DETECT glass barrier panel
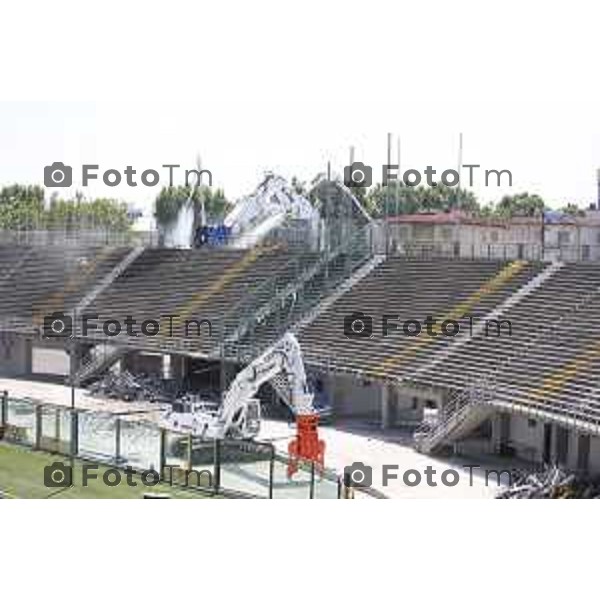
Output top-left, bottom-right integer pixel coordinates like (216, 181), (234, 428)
(162, 430), (198, 488)
(5, 397), (36, 446)
(313, 470), (341, 499)
(39, 405), (71, 454)
(78, 412), (117, 462)
(187, 438), (216, 491)
(272, 456), (312, 499)
(219, 440), (272, 498)
(119, 419), (161, 471)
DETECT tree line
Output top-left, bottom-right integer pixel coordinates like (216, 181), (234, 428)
(0, 185), (131, 231)
(0, 180), (586, 233)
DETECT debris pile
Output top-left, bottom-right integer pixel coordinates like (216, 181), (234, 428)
(87, 371), (181, 403)
(497, 466), (600, 499)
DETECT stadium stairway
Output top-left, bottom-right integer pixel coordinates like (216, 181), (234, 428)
(215, 226), (374, 362)
(414, 387), (494, 454)
(290, 253), (387, 334)
(71, 344), (131, 386)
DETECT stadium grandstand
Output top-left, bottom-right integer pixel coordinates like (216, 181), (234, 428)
(3, 174), (600, 479)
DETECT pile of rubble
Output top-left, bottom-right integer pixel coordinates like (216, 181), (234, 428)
(497, 465), (600, 499)
(87, 370), (182, 403)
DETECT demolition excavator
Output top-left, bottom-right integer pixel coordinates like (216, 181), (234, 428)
(163, 333), (325, 476)
(223, 173), (319, 249)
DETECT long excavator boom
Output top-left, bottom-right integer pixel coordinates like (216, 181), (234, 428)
(164, 333), (325, 475)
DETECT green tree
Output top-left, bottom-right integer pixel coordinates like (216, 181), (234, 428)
(154, 185), (230, 227)
(0, 184), (45, 229)
(495, 192), (546, 217)
(365, 182), (480, 217)
(44, 197), (130, 231)
(560, 202), (585, 217)
(0, 184), (131, 232)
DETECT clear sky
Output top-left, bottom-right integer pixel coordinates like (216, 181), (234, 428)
(1, 100), (599, 216)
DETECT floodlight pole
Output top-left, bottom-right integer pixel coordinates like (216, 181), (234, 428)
(386, 133), (392, 255)
(457, 132), (463, 181)
(396, 135), (401, 218)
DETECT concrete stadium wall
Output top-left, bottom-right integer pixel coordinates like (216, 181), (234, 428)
(32, 347), (69, 376)
(29, 338), (79, 377)
(0, 334), (31, 377)
(588, 436), (600, 473)
(323, 375), (445, 427)
(505, 412), (600, 473)
(326, 373), (382, 419)
(508, 413), (546, 464)
(122, 351), (163, 375)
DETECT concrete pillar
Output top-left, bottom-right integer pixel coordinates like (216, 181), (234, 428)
(35, 404), (42, 449)
(381, 383), (390, 430)
(54, 407), (61, 448)
(115, 418), (121, 463)
(490, 413), (502, 453)
(70, 411), (79, 457)
(412, 394), (425, 422)
(159, 428), (166, 479)
(326, 371), (338, 415)
(1, 391), (7, 429)
(490, 412), (510, 454)
(553, 425), (570, 467)
(121, 352), (136, 372)
(68, 340), (83, 377)
(24, 338), (33, 375)
(170, 354), (186, 381)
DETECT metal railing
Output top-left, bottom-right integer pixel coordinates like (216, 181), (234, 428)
(0, 228), (159, 247)
(385, 240), (600, 262)
(414, 380), (494, 452)
(213, 225), (374, 365)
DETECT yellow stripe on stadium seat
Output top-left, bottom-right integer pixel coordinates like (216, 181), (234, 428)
(369, 260), (528, 376)
(529, 343), (600, 402)
(166, 244), (279, 330)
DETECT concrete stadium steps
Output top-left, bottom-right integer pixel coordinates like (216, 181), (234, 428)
(80, 245), (321, 355)
(297, 258), (545, 380)
(490, 287), (600, 426)
(409, 263), (600, 389)
(0, 246), (32, 279)
(0, 245), (133, 323)
(411, 262), (600, 439)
